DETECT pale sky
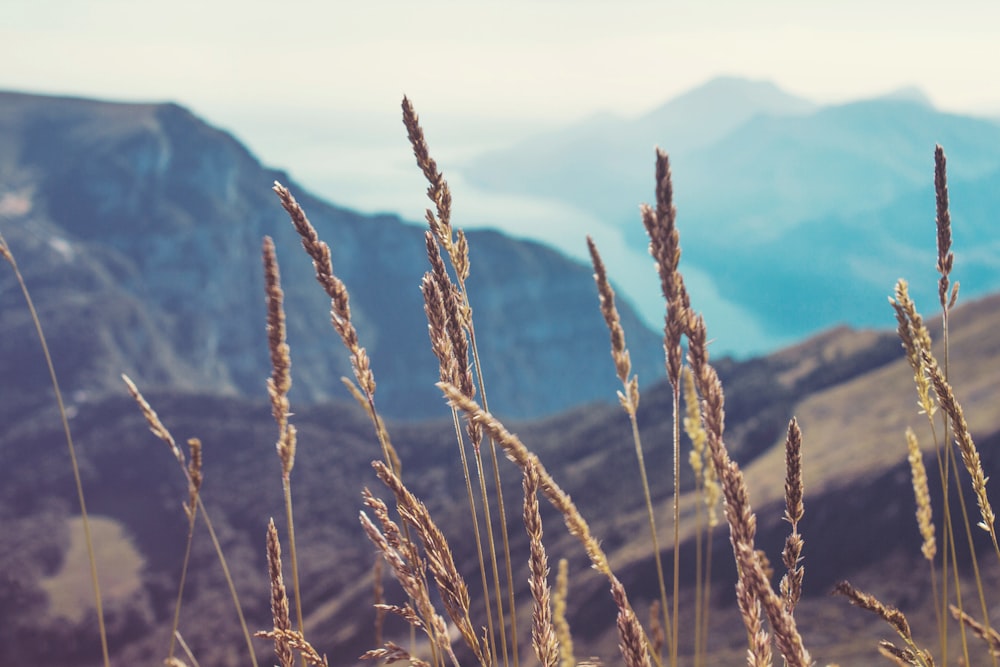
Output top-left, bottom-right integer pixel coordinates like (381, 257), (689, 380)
(3, 0), (1000, 122)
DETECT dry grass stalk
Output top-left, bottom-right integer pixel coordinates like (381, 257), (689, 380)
(263, 236), (296, 474)
(934, 145), (958, 311)
(920, 348), (997, 536)
(255, 629), (330, 667)
(263, 237), (292, 440)
(640, 147), (692, 667)
(648, 601), (664, 662)
(122, 375), (259, 667)
(173, 631), (202, 667)
(588, 234), (670, 658)
(421, 272), (458, 385)
(890, 280), (936, 418)
(683, 367), (719, 528)
(264, 519), (296, 667)
(587, 236), (637, 408)
(683, 364), (717, 667)
(684, 314), (814, 665)
(372, 461), (486, 665)
(439, 382), (657, 666)
(361, 641), (431, 666)
(373, 556), (386, 649)
(906, 429), (937, 561)
(123, 373), (184, 466)
(738, 543), (810, 667)
(834, 581), (933, 666)
(553, 559), (576, 667)
(878, 641), (921, 667)
(422, 265), (498, 661)
(262, 236), (306, 664)
(401, 97), (464, 275)
(272, 182), (377, 403)
(612, 579), (652, 667)
(523, 464), (559, 667)
(339, 378), (403, 474)
(184, 438), (202, 521)
(949, 604), (1000, 657)
(164, 658), (189, 667)
(780, 419), (805, 614)
(440, 382), (611, 574)
(360, 491), (453, 667)
(405, 100), (516, 667)
(686, 316), (767, 646)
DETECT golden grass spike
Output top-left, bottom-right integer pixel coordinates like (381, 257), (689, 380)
(372, 461), (485, 664)
(261, 236), (305, 664)
(934, 145), (954, 311)
(265, 519), (296, 667)
(611, 579), (651, 667)
(553, 559), (576, 667)
(273, 182), (375, 399)
(587, 236), (632, 389)
(589, 234), (671, 660)
(738, 541), (811, 667)
(360, 492), (449, 667)
(122, 373), (184, 465)
(406, 97), (515, 666)
(523, 464), (559, 667)
(906, 429), (937, 561)
(122, 375), (259, 667)
(263, 236), (292, 439)
(780, 419), (805, 614)
(2, 232), (111, 666)
(185, 438), (202, 522)
(254, 629), (330, 667)
(834, 581), (933, 666)
(949, 604), (1000, 657)
(402, 96), (453, 248)
(920, 348), (997, 535)
(439, 382), (661, 667)
(877, 641), (919, 667)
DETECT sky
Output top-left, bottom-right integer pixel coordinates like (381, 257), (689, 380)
(3, 0), (999, 353)
(4, 1), (998, 203)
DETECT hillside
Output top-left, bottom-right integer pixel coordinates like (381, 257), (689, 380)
(4, 283), (1000, 664)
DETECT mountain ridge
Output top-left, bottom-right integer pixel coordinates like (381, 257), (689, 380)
(0, 89), (666, 420)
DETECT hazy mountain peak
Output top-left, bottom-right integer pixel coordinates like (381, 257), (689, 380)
(643, 75), (816, 121)
(875, 84), (935, 108)
(635, 75), (817, 153)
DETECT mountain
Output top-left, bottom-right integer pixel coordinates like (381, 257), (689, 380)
(459, 77), (1000, 353)
(5, 287), (1000, 665)
(462, 76), (816, 226)
(0, 90), (665, 421)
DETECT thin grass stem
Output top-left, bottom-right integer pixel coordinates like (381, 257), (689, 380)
(1, 233), (111, 667)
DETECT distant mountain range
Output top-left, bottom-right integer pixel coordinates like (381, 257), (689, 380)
(462, 76), (1000, 346)
(0, 90), (665, 421)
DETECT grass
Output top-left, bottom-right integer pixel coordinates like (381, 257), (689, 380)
(2, 101), (1000, 667)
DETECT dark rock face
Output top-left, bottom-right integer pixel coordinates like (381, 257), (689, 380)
(0, 90), (666, 420)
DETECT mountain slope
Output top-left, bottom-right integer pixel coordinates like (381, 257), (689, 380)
(6, 285), (1000, 665)
(0, 90), (665, 420)
(462, 76), (816, 225)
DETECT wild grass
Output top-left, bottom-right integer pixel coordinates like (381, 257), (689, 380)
(4, 100), (1000, 667)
